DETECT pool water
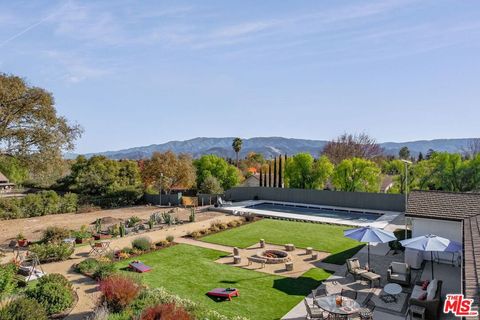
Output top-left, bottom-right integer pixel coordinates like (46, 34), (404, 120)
(246, 202), (381, 222)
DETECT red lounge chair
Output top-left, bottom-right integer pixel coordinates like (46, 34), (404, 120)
(129, 261), (152, 273)
(207, 288), (239, 301)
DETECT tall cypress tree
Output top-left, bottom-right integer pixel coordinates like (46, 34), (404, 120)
(259, 167), (263, 186)
(278, 155), (283, 188)
(273, 157), (277, 187)
(268, 162), (272, 187)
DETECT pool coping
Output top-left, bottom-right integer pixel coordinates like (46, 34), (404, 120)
(214, 200), (402, 229)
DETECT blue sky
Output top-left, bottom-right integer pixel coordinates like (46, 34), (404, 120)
(1, 0), (479, 153)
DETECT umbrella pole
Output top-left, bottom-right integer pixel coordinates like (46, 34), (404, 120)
(431, 251), (434, 279)
(368, 244), (370, 269)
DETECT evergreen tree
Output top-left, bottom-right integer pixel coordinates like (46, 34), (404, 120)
(278, 156), (283, 188)
(417, 152), (424, 162)
(273, 157), (277, 187)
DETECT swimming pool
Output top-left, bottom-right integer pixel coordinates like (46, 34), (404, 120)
(245, 202), (381, 222)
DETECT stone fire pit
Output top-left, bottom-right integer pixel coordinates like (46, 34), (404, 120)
(257, 249), (291, 264)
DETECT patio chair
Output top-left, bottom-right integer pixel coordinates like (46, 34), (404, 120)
(358, 300), (376, 320)
(346, 258), (368, 280)
(89, 241), (104, 256)
(304, 298), (329, 319)
(409, 280), (443, 320)
(340, 288), (358, 300)
(311, 287), (327, 300)
(387, 262), (411, 286)
(89, 240), (110, 256)
(217, 197), (232, 207)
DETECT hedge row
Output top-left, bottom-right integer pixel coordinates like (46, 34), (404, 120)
(0, 191), (78, 220)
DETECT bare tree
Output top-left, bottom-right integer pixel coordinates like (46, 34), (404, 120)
(321, 133), (384, 164)
(462, 138), (480, 159)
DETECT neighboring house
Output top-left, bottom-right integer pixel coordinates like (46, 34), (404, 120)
(0, 172), (15, 192)
(406, 190), (480, 312)
(240, 174), (260, 187)
(380, 175), (394, 193)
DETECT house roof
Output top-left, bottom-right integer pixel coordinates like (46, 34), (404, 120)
(463, 215), (480, 312)
(406, 190), (480, 221)
(406, 190), (480, 311)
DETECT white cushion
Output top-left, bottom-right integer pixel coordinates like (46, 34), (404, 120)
(426, 279), (438, 300)
(391, 262), (407, 274)
(411, 285), (424, 299)
(390, 273), (407, 282)
(351, 259), (360, 270)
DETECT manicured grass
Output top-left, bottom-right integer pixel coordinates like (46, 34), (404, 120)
(202, 219), (364, 265)
(116, 244), (333, 320)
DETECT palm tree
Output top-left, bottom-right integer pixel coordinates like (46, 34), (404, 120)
(232, 138), (243, 167)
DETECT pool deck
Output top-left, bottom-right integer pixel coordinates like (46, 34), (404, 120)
(214, 200), (402, 228)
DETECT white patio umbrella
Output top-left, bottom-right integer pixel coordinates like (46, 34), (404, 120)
(400, 234), (462, 279)
(344, 226), (397, 268)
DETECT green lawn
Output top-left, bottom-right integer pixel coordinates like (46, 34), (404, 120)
(202, 219), (364, 265)
(116, 244), (333, 320)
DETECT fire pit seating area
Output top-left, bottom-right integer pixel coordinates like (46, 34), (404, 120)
(257, 249), (291, 264)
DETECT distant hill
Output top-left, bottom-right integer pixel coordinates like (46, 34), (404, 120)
(69, 137), (476, 160)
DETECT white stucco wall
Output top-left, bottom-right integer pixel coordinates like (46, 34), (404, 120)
(410, 217), (462, 262)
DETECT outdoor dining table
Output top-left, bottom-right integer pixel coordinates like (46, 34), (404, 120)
(315, 295), (361, 317)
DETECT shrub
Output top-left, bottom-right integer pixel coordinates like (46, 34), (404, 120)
(127, 216), (142, 228)
(0, 297), (48, 320)
(166, 235), (174, 243)
(141, 303), (192, 320)
(29, 242), (74, 262)
(72, 225), (92, 240)
(41, 226), (71, 243)
(93, 262), (116, 280)
(199, 228), (210, 235)
(227, 221), (238, 228)
(132, 237), (152, 251)
(27, 275), (74, 315)
(61, 192), (78, 212)
(0, 192), (78, 220)
(99, 275), (141, 312)
(161, 212), (173, 225)
(38, 273), (72, 290)
(76, 258), (100, 275)
(156, 240), (169, 247)
(0, 263), (17, 299)
(209, 225), (220, 233)
(189, 231), (201, 239)
(131, 287), (249, 320)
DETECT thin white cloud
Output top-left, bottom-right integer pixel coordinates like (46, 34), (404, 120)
(0, 9), (59, 47)
(43, 50), (112, 83)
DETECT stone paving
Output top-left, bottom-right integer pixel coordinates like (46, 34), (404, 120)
(281, 213), (462, 320)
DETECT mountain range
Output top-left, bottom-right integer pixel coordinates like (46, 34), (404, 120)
(69, 137), (476, 160)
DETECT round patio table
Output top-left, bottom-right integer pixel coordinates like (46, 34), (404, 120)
(315, 295), (361, 316)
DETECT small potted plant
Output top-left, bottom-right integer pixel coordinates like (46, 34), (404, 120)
(16, 233), (27, 247)
(73, 225), (92, 244)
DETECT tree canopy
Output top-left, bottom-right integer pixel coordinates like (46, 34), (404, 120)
(194, 155), (242, 191)
(0, 74), (82, 157)
(140, 151), (196, 193)
(61, 155), (142, 196)
(232, 137), (243, 167)
(332, 157), (381, 192)
(322, 133), (384, 164)
(284, 153), (333, 189)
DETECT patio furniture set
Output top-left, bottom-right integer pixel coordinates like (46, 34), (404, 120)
(305, 287), (375, 319)
(346, 258), (443, 320)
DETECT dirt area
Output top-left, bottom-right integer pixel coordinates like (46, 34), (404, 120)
(0, 206), (225, 245)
